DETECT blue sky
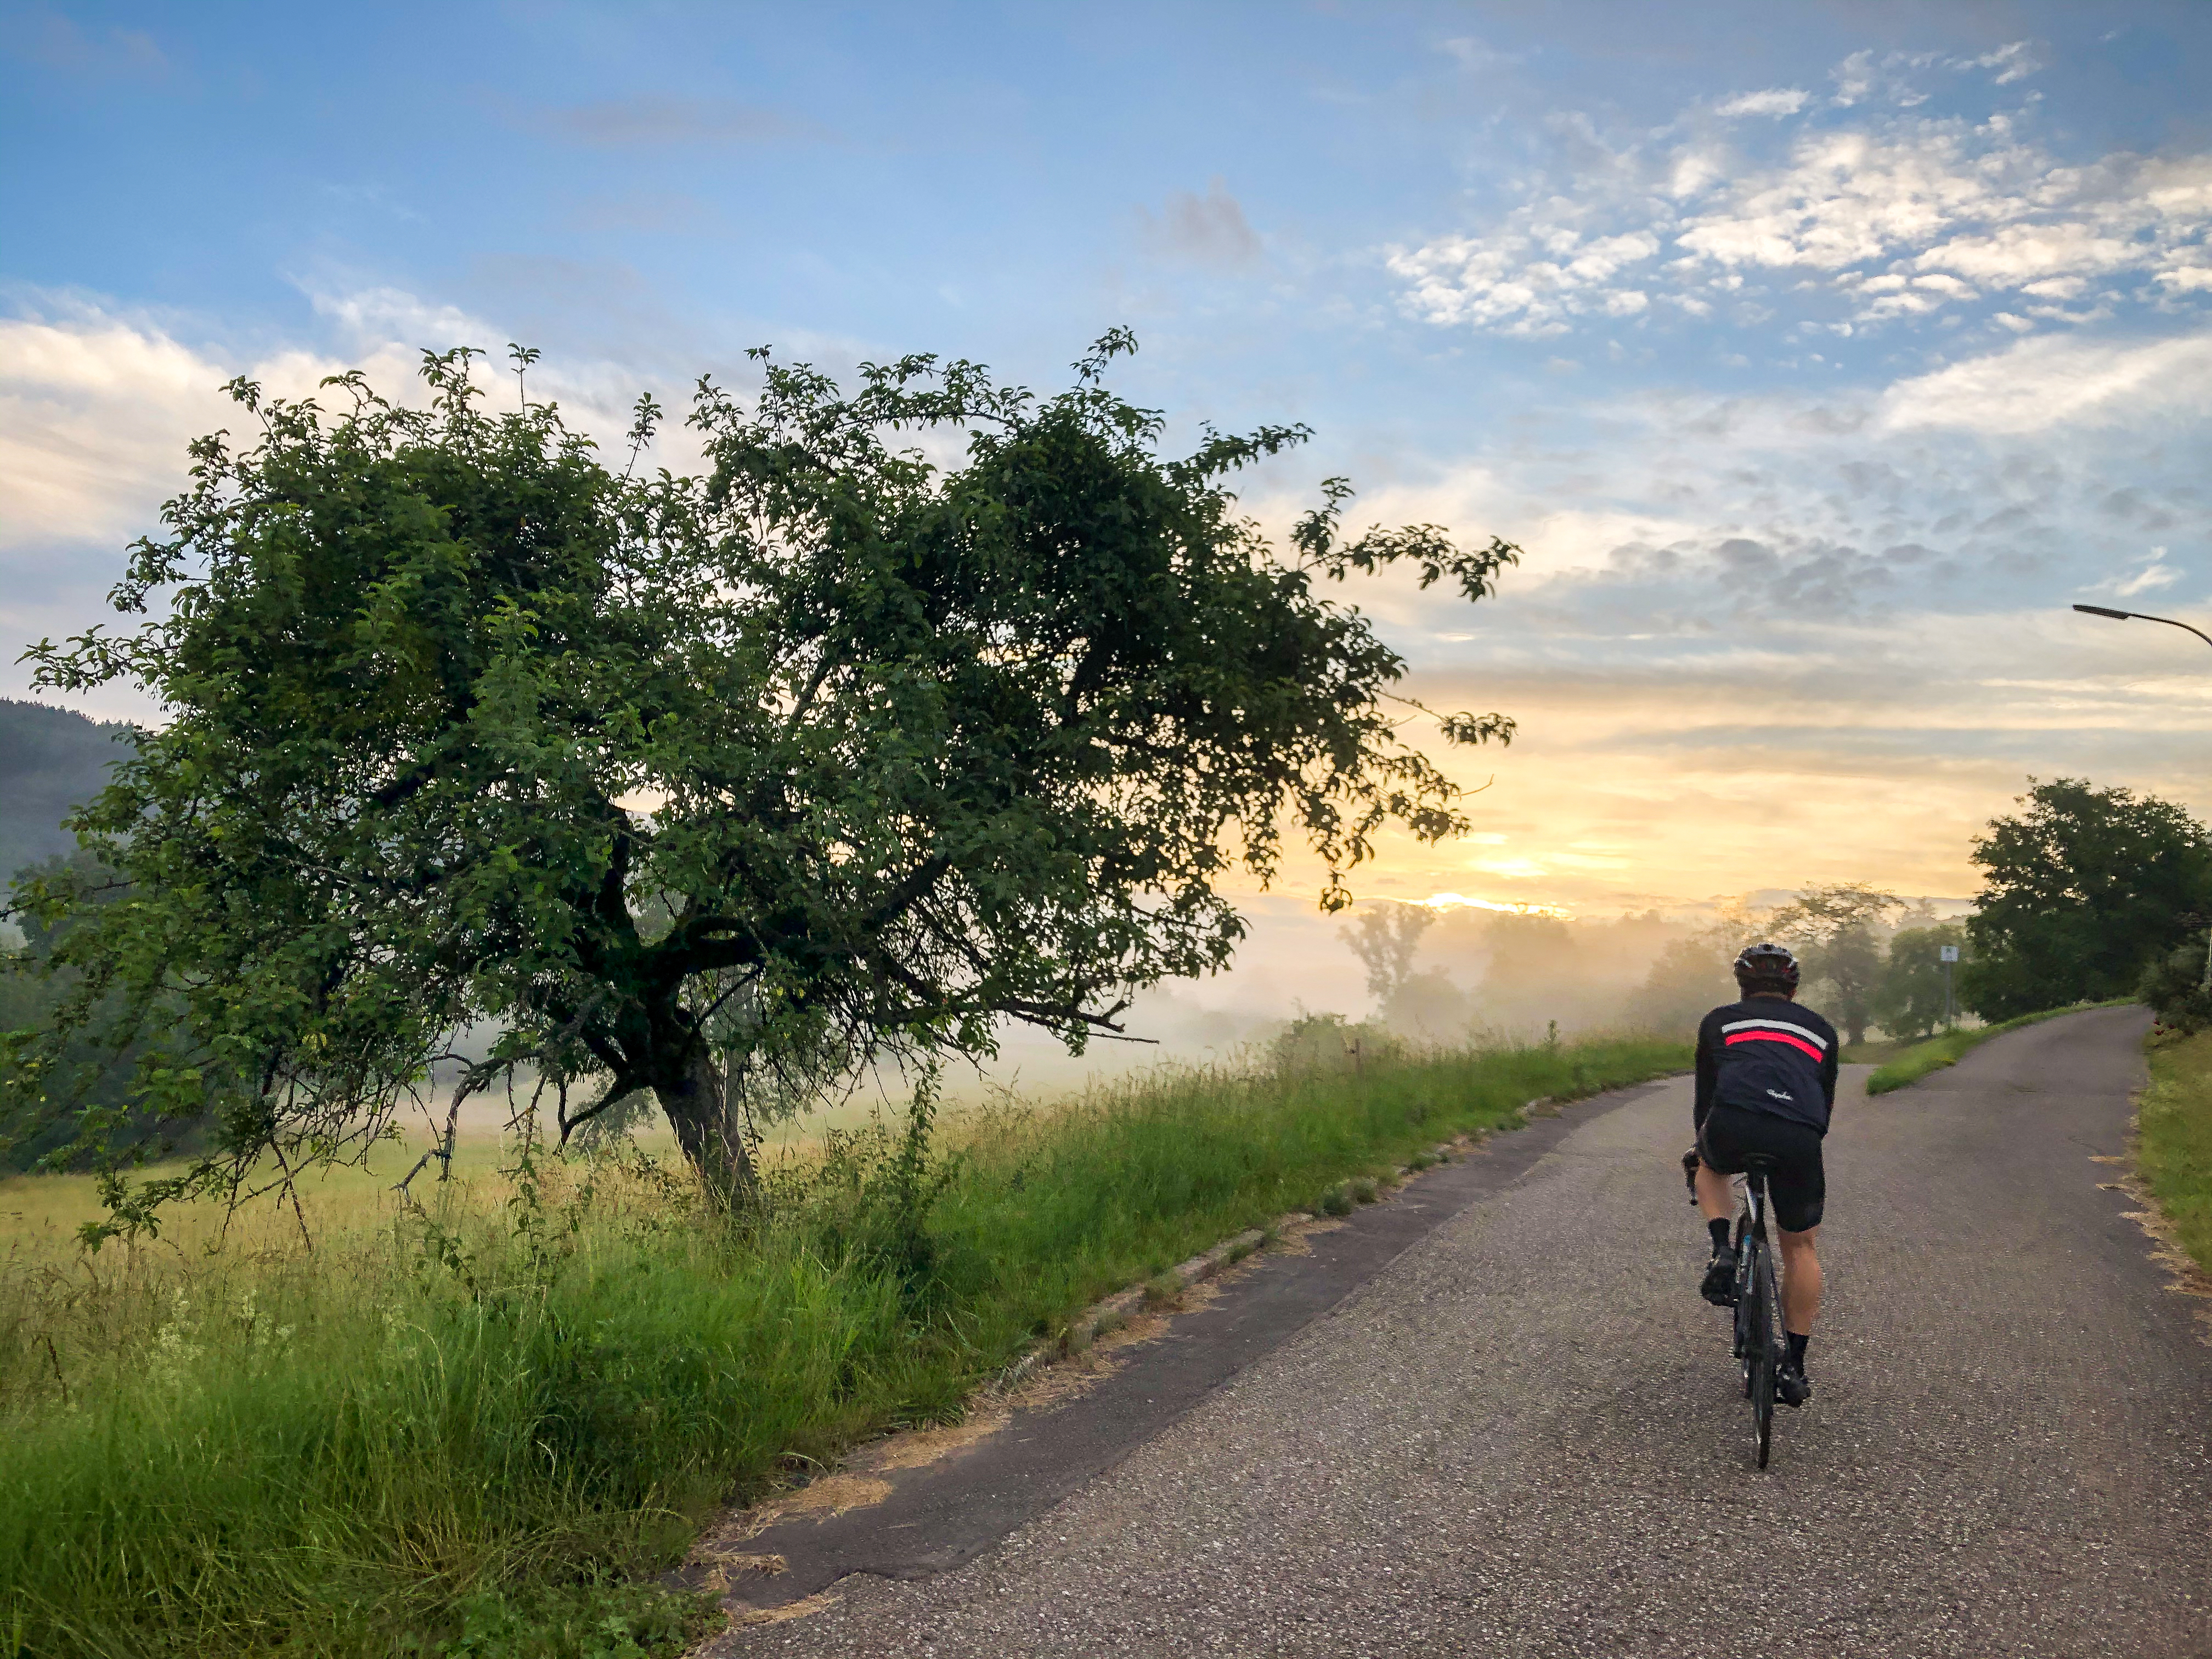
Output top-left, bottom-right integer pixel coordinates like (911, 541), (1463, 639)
(4, 1), (2211, 1022)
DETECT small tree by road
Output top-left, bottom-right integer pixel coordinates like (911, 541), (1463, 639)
(1872, 921), (1969, 1040)
(5, 337), (1522, 1230)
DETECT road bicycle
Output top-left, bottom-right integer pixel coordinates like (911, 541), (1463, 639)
(1730, 1155), (1788, 1468)
(1683, 1147), (1788, 1469)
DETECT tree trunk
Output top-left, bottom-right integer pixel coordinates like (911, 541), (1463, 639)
(654, 1043), (757, 1204)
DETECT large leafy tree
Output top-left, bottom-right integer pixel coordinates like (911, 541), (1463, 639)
(1961, 777), (2212, 1019)
(7, 336), (1520, 1223)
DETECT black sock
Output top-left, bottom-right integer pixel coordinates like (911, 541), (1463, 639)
(1787, 1331), (1809, 1370)
(1707, 1218), (1731, 1253)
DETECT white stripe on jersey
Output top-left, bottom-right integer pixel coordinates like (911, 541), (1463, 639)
(1720, 1017), (1829, 1052)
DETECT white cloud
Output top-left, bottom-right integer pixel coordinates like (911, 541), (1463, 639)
(307, 284), (494, 349)
(2106, 547), (2185, 599)
(1387, 228), (1662, 335)
(1829, 49), (1879, 108)
(0, 289), (686, 579)
(0, 310), (232, 551)
(1916, 221), (2148, 285)
(1388, 62), (2212, 340)
(0, 289), (563, 565)
(1878, 329), (2212, 434)
(1962, 41), (2044, 86)
(1677, 125), (2041, 274)
(1714, 88), (1808, 119)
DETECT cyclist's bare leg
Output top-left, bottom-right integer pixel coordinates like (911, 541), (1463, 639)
(1694, 1159), (1735, 1223)
(1776, 1225), (1822, 1336)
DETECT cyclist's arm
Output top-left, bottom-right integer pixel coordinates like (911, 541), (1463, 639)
(1820, 1033), (1838, 1110)
(1693, 1013), (1718, 1127)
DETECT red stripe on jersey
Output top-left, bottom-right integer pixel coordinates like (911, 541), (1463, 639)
(1724, 1030), (1825, 1063)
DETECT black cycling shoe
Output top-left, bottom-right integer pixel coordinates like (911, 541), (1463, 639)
(1776, 1364), (1812, 1407)
(1700, 1246), (1738, 1307)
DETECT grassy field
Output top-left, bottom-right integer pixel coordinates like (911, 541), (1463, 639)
(1863, 1001), (2139, 1096)
(0, 1032), (1688, 1658)
(2140, 1028), (2212, 1278)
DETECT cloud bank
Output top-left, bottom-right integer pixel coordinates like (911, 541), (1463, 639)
(1388, 48), (2212, 342)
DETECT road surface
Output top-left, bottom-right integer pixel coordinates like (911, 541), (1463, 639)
(717, 1006), (2209, 1657)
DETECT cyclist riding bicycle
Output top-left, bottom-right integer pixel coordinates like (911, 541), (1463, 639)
(1688, 941), (1837, 1408)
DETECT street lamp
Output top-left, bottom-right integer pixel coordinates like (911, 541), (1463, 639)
(2073, 603), (2212, 650)
(2074, 601), (2212, 1006)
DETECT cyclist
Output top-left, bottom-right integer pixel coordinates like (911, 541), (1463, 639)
(1689, 941), (1837, 1407)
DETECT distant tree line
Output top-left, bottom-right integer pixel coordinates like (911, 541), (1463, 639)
(1637, 777), (2204, 1040)
(1345, 775), (2200, 1048)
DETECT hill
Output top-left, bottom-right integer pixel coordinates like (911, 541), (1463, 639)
(0, 699), (136, 883)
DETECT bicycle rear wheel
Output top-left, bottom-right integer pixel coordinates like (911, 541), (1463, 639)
(1749, 1237), (1781, 1468)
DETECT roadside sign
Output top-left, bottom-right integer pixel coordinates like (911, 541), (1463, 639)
(1939, 945), (1960, 962)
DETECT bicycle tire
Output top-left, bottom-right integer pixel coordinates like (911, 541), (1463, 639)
(1750, 1235), (1781, 1468)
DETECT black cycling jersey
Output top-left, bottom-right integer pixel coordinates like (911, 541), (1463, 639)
(1693, 996), (1841, 1135)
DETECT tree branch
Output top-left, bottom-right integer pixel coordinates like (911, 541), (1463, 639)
(556, 1071), (641, 1144)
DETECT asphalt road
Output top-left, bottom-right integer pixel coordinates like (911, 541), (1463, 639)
(720, 1006), (2210, 1658)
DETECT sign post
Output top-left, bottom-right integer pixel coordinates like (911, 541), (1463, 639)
(1939, 944), (1960, 1027)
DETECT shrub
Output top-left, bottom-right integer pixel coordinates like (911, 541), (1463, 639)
(2142, 935), (2212, 1035)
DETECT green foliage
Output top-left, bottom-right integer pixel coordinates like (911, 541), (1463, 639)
(1961, 778), (2212, 1021)
(433, 1579), (721, 1659)
(1265, 1011), (1405, 1074)
(1871, 922), (1969, 1041)
(2141, 934), (2212, 1035)
(0, 1034), (1683, 1655)
(1864, 1000), (2136, 1094)
(2140, 1028), (2212, 1278)
(13, 337), (1522, 1226)
(1769, 882), (1901, 1046)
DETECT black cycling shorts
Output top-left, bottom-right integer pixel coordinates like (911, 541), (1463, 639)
(1697, 1104), (1825, 1233)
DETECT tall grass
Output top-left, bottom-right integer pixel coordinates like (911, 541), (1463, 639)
(2141, 1028), (2212, 1278)
(0, 1034), (1686, 1656)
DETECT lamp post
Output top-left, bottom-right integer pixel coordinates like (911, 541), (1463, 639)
(2076, 603), (2212, 1001)
(2072, 602), (2212, 651)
